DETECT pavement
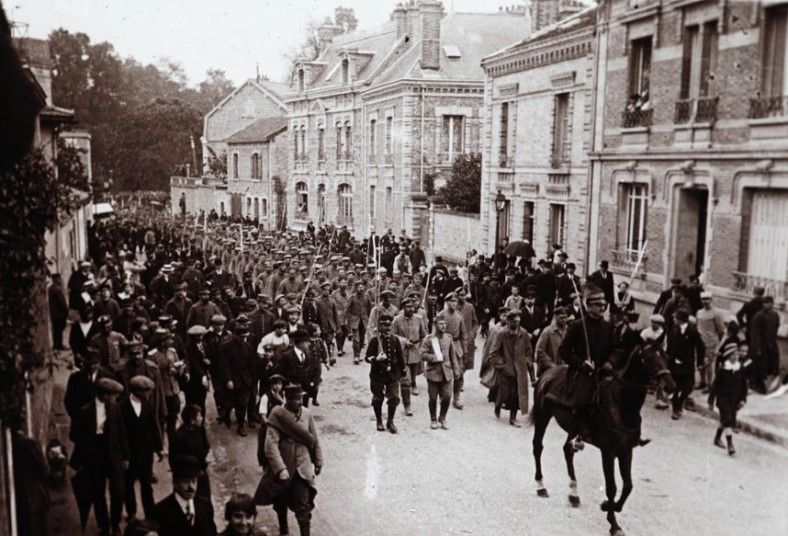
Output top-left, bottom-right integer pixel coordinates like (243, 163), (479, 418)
(44, 338), (788, 536)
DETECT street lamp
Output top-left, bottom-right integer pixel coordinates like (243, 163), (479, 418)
(494, 190), (506, 254)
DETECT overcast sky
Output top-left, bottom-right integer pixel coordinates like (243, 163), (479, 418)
(10, 0), (524, 86)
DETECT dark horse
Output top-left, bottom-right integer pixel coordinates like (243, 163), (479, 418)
(530, 344), (676, 536)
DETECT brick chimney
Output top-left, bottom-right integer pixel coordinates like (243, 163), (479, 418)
(392, 4), (408, 38)
(418, 0), (444, 71)
(529, 0), (583, 31)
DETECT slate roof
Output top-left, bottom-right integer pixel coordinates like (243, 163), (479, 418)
(485, 4), (596, 62)
(303, 9), (529, 90)
(13, 37), (54, 68)
(225, 116), (288, 144)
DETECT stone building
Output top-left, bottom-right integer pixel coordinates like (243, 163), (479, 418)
(172, 77), (291, 220)
(588, 0), (788, 328)
(480, 4), (596, 271)
(286, 1), (529, 239)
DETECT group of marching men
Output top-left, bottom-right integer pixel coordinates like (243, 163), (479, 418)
(40, 209), (779, 536)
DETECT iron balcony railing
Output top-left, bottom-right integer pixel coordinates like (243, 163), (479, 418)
(675, 96), (719, 124)
(748, 96), (788, 119)
(621, 108), (654, 128)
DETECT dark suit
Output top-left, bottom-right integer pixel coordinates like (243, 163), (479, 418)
(154, 493), (216, 536)
(556, 273), (581, 306)
(48, 283), (69, 349)
(520, 306), (546, 345)
(587, 269), (615, 306)
(667, 323), (705, 414)
(69, 400), (129, 531)
(68, 321), (101, 366)
(219, 333), (256, 426)
(121, 397), (162, 518)
(185, 341), (209, 414)
(63, 367), (114, 421)
(532, 270), (557, 316)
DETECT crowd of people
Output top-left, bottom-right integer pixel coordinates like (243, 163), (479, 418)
(23, 205), (781, 536)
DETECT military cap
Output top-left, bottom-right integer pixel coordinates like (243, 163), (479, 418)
(400, 298), (414, 307)
(96, 377), (124, 394)
(160, 264), (174, 273)
(380, 290), (395, 299)
(157, 315), (173, 325)
(211, 314), (227, 325)
(79, 260), (92, 268)
(444, 291), (457, 301)
(553, 306), (569, 316)
(129, 375), (155, 392)
(187, 325), (207, 337)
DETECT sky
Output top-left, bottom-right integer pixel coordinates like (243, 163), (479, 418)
(10, 0), (525, 86)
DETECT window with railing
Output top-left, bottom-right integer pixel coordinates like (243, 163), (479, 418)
(552, 93), (570, 166)
(750, 5), (788, 119)
(296, 182), (308, 217)
(676, 21), (718, 123)
(623, 36), (653, 127)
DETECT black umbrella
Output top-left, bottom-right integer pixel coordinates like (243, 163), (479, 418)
(505, 241), (535, 259)
(71, 469), (93, 531)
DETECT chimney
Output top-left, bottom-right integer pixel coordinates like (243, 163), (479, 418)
(418, 0), (444, 71)
(529, 0), (582, 31)
(392, 4), (408, 38)
(317, 17), (343, 51)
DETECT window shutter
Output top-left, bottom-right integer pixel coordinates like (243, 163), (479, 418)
(680, 29), (693, 99)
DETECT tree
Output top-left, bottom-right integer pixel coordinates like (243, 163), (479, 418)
(437, 152), (482, 213)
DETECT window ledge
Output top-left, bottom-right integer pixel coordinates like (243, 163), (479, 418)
(749, 115), (788, 127)
(621, 126), (650, 134)
(673, 121), (713, 131)
(749, 115), (788, 143)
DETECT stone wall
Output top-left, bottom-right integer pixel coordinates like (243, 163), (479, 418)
(429, 207), (483, 263)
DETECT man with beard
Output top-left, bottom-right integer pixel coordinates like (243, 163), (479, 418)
(435, 293), (466, 410)
(391, 298), (427, 413)
(93, 283), (121, 321)
(187, 289), (223, 328)
(490, 310), (535, 427)
(365, 315), (407, 433)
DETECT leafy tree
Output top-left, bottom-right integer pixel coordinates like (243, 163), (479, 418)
(437, 152), (482, 213)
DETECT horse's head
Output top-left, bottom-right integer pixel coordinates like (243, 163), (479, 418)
(640, 343), (676, 395)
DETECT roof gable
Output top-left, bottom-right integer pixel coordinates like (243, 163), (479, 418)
(225, 116), (288, 144)
(205, 78), (288, 122)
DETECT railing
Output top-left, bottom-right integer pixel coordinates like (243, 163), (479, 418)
(732, 272), (787, 302)
(548, 172), (570, 185)
(610, 249), (648, 272)
(497, 171), (514, 184)
(621, 108), (653, 128)
(749, 96), (788, 119)
(675, 96), (719, 124)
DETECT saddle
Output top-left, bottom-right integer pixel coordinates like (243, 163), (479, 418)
(542, 365), (595, 409)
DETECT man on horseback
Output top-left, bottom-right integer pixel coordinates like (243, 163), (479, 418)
(557, 286), (616, 452)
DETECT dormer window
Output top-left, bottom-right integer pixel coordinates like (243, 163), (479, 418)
(341, 58), (350, 85)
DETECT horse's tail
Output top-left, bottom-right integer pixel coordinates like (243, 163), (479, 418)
(529, 376), (543, 425)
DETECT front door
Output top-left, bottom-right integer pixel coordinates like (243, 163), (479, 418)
(672, 186), (709, 281)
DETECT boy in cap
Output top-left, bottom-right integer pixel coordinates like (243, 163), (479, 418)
(154, 455), (216, 536)
(121, 375), (163, 521)
(69, 377), (129, 536)
(365, 314), (407, 432)
(708, 342), (749, 455)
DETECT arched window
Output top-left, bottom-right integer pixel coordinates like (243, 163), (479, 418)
(261, 198), (268, 216)
(344, 121), (352, 159)
(232, 153), (239, 178)
(251, 153), (260, 179)
(338, 183), (353, 223)
(253, 198), (259, 219)
(296, 182), (308, 217)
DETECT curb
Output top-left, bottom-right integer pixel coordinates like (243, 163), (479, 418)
(685, 394), (787, 449)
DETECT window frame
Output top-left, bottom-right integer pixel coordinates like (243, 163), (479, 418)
(296, 181), (309, 217)
(338, 183), (353, 221)
(624, 183), (648, 254)
(552, 93), (570, 164)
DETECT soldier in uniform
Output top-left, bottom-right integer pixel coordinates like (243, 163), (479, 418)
(557, 286), (616, 452)
(435, 292), (466, 410)
(391, 298), (426, 415)
(365, 314), (407, 433)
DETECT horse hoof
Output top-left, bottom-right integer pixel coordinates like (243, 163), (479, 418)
(568, 495), (580, 507)
(610, 528), (625, 536)
(537, 488), (549, 498)
(600, 500), (612, 512)
(615, 501), (624, 513)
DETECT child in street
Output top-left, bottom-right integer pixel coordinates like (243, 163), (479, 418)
(170, 404), (212, 499)
(708, 342), (749, 456)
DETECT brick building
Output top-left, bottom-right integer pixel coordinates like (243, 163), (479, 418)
(286, 1), (528, 239)
(588, 0), (788, 330)
(480, 4), (596, 271)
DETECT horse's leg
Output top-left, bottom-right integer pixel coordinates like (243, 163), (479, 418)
(599, 451), (624, 535)
(563, 434), (580, 507)
(614, 448), (633, 513)
(532, 404), (550, 498)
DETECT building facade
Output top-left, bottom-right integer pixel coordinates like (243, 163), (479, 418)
(589, 0), (788, 329)
(480, 5), (596, 272)
(286, 1), (529, 240)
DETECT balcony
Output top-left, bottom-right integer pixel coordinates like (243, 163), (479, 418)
(621, 108), (653, 128)
(317, 159), (326, 173)
(546, 172), (570, 198)
(749, 96), (788, 119)
(674, 96), (719, 124)
(498, 155), (514, 168)
(610, 249), (648, 274)
(732, 272), (787, 302)
(496, 171), (514, 190)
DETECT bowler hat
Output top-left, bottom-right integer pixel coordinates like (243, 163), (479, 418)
(171, 455), (202, 479)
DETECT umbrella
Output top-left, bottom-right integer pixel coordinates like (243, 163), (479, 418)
(71, 469), (93, 530)
(505, 241), (535, 259)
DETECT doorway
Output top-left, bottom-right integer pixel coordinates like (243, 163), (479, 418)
(672, 186), (708, 281)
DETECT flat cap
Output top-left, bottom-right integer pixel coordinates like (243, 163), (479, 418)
(129, 375), (155, 392)
(96, 377), (124, 394)
(187, 325), (207, 336)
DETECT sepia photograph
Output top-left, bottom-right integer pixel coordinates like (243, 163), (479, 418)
(0, 0), (786, 535)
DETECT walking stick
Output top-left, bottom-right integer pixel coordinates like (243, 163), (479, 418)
(570, 276), (593, 370)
